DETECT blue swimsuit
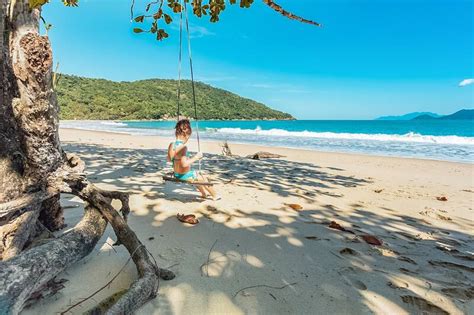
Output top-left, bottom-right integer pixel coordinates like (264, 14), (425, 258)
(171, 140), (197, 181)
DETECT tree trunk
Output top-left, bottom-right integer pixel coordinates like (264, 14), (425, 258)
(0, 2), (174, 313)
(1, 0), (64, 260)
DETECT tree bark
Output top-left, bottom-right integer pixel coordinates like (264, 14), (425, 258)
(1, 0), (64, 259)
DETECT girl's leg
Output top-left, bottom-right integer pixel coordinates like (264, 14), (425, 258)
(196, 185), (207, 198)
(192, 172), (207, 198)
(198, 174), (217, 198)
(205, 185), (217, 199)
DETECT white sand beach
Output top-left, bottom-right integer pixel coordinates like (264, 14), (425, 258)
(23, 128), (474, 315)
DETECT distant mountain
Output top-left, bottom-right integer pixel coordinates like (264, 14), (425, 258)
(437, 109), (474, 120)
(376, 112), (441, 121)
(411, 109), (474, 121)
(377, 110), (474, 121)
(412, 114), (438, 120)
(56, 74), (294, 120)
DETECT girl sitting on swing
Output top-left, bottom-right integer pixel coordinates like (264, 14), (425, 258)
(167, 119), (220, 200)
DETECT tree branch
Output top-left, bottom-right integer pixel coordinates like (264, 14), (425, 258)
(0, 188), (57, 221)
(262, 0), (322, 27)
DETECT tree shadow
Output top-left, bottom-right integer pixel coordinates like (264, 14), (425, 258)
(23, 142), (473, 315)
(62, 142), (368, 202)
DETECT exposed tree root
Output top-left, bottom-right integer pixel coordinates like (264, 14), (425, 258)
(66, 173), (175, 313)
(0, 207), (40, 260)
(24, 278), (69, 309)
(0, 204), (107, 314)
(0, 155), (175, 314)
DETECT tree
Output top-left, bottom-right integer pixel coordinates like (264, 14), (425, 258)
(0, 0), (318, 313)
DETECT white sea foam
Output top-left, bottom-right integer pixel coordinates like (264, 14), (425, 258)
(59, 120), (474, 162)
(60, 120), (173, 136)
(207, 127), (474, 146)
(100, 121), (128, 127)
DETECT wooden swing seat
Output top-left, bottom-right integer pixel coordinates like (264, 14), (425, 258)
(162, 173), (215, 186)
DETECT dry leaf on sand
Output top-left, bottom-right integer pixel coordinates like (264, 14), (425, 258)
(361, 234), (383, 246)
(285, 203), (303, 211)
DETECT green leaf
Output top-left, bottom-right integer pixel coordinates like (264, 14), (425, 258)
(133, 28), (144, 33)
(157, 29), (169, 41)
(62, 0), (79, 7)
(153, 9), (163, 20)
(151, 21), (158, 33)
(164, 14), (172, 24)
(29, 0), (49, 9)
(134, 15), (145, 23)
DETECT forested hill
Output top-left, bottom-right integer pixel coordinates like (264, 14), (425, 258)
(56, 74), (294, 120)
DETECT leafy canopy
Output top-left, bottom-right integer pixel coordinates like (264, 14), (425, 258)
(30, 0), (320, 41)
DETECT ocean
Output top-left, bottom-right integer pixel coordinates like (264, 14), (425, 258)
(61, 120), (474, 163)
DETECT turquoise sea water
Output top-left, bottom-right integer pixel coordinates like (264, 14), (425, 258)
(62, 120), (474, 163)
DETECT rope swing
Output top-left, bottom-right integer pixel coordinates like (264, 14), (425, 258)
(176, 0), (202, 172)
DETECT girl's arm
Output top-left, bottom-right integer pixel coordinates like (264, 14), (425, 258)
(167, 143), (174, 162)
(180, 147), (203, 168)
(168, 143), (186, 162)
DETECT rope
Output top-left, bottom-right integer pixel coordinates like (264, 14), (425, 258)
(176, 7), (183, 121)
(183, 0), (202, 172)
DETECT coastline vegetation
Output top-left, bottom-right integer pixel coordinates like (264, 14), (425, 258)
(56, 74), (294, 120)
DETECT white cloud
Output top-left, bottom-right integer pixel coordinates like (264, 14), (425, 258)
(459, 78), (474, 87)
(188, 25), (215, 38)
(197, 76), (236, 82)
(170, 22), (215, 38)
(249, 83), (274, 89)
(248, 83), (309, 93)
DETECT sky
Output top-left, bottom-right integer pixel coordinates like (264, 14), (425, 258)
(42, 0), (473, 120)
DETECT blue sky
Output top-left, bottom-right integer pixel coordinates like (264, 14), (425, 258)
(42, 0), (473, 119)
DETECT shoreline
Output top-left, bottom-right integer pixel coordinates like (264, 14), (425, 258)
(60, 127), (473, 165)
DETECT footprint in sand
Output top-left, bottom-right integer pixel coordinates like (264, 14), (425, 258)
(158, 247), (186, 262)
(438, 237), (462, 247)
(441, 286), (474, 301)
(387, 279), (409, 290)
(399, 268), (417, 276)
(341, 275), (367, 291)
(347, 278), (367, 290)
(419, 207), (453, 221)
(397, 256), (417, 265)
(338, 266), (368, 291)
(436, 244), (474, 261)
(454, 253), (474, 261)
(401, 295), (449, 315)
(339, 247), (360, 256)
(429, 260), (474, 273)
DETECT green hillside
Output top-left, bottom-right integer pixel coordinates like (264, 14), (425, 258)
(56, 74), (294, 120)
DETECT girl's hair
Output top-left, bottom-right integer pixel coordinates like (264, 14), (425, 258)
(175, 119), (192, 137)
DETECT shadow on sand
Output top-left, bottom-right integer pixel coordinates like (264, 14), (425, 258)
(28, 142), (472, 314)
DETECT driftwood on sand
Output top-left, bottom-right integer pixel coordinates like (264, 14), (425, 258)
(247, 151), (286, 160)
(221, 141), (234, 157)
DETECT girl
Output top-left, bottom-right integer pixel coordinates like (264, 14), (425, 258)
(167, 119), (220, 200)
